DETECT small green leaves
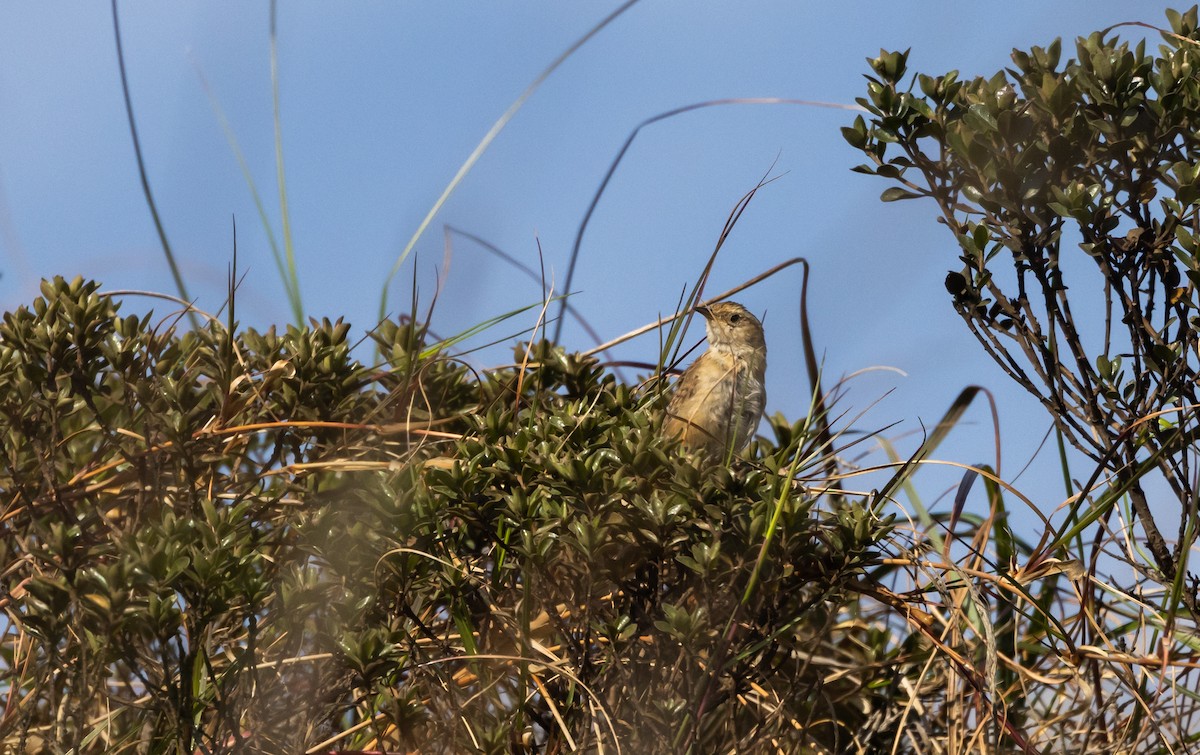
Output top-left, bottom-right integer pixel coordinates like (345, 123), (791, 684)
(868, 48), (910, 84)
(0, 276), (899, 752)
(880, 186), (923, 202)
(849, 16), (1200, 720)
(964, 103), (999, 133)
(1166, 6), (1200, 41)
(654, 602), (709, 644)
(841, 114), (869, 149)
(1096, 354), (1122, 382)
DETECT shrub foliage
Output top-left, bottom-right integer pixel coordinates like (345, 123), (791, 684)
(843, 6), (1200, 752)
(846, 8), (1200, 616)
(1, 277), (904, 753)
(9, 7), (1200, 754)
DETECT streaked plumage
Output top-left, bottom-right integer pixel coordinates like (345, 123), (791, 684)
(665, 301), (767, 457)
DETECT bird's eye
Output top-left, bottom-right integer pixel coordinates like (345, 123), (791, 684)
(729, 313), (742, 323)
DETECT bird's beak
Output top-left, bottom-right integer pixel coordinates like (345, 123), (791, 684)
(695, 305), (712, 319)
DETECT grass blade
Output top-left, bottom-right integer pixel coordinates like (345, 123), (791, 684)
(269, 0), (304, 322)
(110, 0), (199, 330)
(379, 0), (644, 322)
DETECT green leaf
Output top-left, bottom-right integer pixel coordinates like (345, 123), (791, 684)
(840, 114), (868, 148)
(880, 187), (922, 202)
(964, 103), (999, 132)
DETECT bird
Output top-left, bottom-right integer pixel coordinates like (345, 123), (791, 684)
(664, 301), (767, 457)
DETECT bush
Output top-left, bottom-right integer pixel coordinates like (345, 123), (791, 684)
(1, 277), (904, 753)
(844, 5), (1200, 752)
(849, 4), (1200, 611)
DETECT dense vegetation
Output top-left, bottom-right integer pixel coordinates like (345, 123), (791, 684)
(847, 5), (1200, 623)
(5, 5), (1200, 754)
(0, 277), (905, 752)
(844, 4), (1200, 752)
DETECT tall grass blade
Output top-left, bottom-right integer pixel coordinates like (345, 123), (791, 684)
(875, 385), (985, 508)
(110, 0), (199, 330)
(192, 56), (302, 324)
(379, 0), (643, 322)
(796, 258), (842, 491)
(658, 168), (780, 377)
(269, 0), (304, 322)
(419, 297), (565, 360)
(555, 96), (867, 342)
(445, 225), (604, 347)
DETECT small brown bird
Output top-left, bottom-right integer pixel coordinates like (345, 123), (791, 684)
(665, 301), (767, 457)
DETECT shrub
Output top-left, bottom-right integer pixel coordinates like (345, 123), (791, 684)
(1, 277), (902, 753)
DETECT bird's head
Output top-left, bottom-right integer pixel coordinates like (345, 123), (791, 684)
(696, 301), (765, 355)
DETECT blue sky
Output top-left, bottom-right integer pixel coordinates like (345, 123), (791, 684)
(0, 2), (1167, 521)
